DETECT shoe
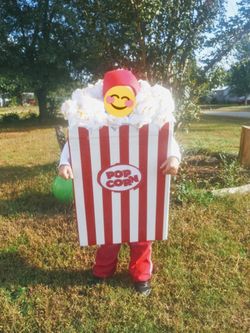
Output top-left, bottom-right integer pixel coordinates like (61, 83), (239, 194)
(134, 280), (151, 296)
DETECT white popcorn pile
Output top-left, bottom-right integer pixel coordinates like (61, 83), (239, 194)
(61, 79), (175, 128)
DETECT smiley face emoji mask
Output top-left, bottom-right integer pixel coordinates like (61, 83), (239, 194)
(103, 69), (140, 118)
(104, 85), (136, 118)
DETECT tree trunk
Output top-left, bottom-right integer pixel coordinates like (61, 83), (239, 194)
(36, 88), (48, 121)
(239, 126), (250, 167)
(55, 126), (66, 151)
(245, 96), (248, 105)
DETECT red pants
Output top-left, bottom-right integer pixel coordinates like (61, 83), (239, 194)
(93, 241), (152, 282)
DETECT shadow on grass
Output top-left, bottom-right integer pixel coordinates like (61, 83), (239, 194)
(182, 148), (238, 161)
(0, 117), (67, 133)
(0, 163), (72, 215)
(0, 163), (57, 184)
(1, 191), (73, 216)
(0, 251), (87, 287)
(0, 252), (130, 289)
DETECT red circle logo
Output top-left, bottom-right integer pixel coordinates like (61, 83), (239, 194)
(97, 164), (142, 192)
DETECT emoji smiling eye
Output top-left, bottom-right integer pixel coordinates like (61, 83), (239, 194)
(121, 96), (133, 107)
(111, 94), (119, 99)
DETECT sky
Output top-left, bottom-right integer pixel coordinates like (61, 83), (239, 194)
(226, 0), (238, 17)
(219, 0), (239, 68)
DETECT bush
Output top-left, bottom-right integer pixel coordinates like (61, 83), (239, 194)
(175, 100), (200, 130)
(0, 109), (39, 123)
(22, 111), (38, 120)
(47, 94), (65, 119)
(218, 154), (242, 187)
(174, 179), (214, 205)
(9, 97), (19, 107)
(1, 112), (20, 122)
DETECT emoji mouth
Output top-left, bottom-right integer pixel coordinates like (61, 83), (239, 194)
(111, 104), (127, 110)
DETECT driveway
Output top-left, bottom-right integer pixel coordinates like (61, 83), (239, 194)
(202, 111), (250, 119)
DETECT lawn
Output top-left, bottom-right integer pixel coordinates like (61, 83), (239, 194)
(178, 114), (250, 154)
(201, 105), (250, 112)
(0, 114), (249, 332)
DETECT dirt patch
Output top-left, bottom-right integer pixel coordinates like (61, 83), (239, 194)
(179, 152), (250, 189)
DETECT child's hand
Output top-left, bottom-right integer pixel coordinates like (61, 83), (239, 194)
(58, 164), (74, 179)
(160, 157), (180, 176)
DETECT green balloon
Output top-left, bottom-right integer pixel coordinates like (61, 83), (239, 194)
(52, 176), (74, 203)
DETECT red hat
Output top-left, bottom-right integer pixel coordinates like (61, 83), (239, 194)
(103, 69), (140, 96)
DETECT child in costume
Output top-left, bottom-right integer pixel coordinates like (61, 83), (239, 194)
(58, 69), (181, 296)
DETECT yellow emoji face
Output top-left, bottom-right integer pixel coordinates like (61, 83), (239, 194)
(104, 85), (136, 118)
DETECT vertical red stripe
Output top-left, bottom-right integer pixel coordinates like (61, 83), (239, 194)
(155, 123), (169, 240)
(119, 125), (130, 243)
(78, 128), (96, 245)
(138, 125), (149, 242)
(99, 126), (113, 244)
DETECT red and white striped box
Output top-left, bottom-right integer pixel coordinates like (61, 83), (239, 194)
(68, 123), (172, 246)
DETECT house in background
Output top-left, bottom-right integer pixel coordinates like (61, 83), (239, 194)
(0, 92), (36, 107)
(210, 86), (250, 104)
(0, 95), (10, 107)
(22, 92), (36, 105)
(211, 86), (230, 103)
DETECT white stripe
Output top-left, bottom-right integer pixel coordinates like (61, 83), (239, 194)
(163, 175), (171, 239)
(109, 127), (121, 244)
(146, 124), (159, 241)
(89, 129), (105, 245)
(162, 124), (172, 239)
(68, 126), (88, 246)
(129, 126), (139, 242)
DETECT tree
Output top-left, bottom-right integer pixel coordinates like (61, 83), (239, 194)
(75, 0), (250, 121)
(202, 0), (250, 70)
(0, 0), (86, 120)
(0, 75), (25, 102)
(229, 60), (250, 104)
(76, 0), (229, 81)
(227, 32), (250, 105)
(1, 0), (249, 121)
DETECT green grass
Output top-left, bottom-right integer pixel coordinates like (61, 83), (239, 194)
(0, 115), (249, 332)
(177, 115), (250, 154)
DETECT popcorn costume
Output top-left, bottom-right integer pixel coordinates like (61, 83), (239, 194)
(59, 69), (181, 287)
